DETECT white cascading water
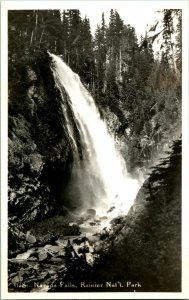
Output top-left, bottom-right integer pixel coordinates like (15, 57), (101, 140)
(49, 52), (140, 216)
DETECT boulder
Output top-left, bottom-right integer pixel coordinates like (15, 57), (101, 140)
(50, 257), (63, 263)
(16, 252), (31, 260)
(38, 251), (48, 261)
(26, 231), (37, 244)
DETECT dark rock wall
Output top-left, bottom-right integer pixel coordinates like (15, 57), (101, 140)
(8, 54), (73, 252)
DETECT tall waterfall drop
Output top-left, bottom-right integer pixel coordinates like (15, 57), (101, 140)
(49, 53), (139, 215)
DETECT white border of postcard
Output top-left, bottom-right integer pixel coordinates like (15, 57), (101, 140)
(1, 1), (189, 299)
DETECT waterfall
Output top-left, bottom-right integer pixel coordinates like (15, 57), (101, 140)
(49, 52), (139, 215)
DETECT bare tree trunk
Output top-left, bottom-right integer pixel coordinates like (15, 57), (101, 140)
(119, 49), (122, 81)
(35, 10), (38, 41)
(39, 28), (45, 46)
(30, 30), (34, 46)
(76, 49), (79, 68)
(167, 18), (180, 77)
(35, 11), (38, 29)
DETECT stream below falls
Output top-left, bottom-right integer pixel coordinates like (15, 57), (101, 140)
(8, 206), (127, 292)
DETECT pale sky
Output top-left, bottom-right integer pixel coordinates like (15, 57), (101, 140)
(3, 1), (186, 41)
(80, 7), (160, 39)
(77, 0), (184, 40)
(77, 0), (184, 53)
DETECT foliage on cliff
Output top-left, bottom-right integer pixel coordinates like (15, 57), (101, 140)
(88, 139), (181, 292)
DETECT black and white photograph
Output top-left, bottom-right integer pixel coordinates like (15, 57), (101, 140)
(1, 0), (189, 299)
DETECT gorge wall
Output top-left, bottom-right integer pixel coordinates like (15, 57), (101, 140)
(8, 53), (74, 252)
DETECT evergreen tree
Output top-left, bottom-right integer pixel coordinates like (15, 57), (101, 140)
(94, 13), (107, 101)
(175, 10), (182, 76)
(67, 9), (82, 71)
(46, 10), (62, 53)
(107, 9), (124, 78)
(149, 9), (182, 78)
(61, 10), (70, 62)
(105, 10), (124, 114)
(79, 16), (95, 85)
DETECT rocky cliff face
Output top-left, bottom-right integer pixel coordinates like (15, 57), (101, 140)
(8, 54), (73, 254)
